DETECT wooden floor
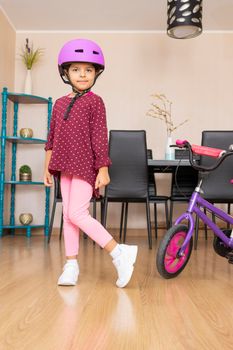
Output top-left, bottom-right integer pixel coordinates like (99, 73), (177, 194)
(0, 230), (233, 350)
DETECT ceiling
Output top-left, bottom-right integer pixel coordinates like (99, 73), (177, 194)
(0, 0), (233, 31)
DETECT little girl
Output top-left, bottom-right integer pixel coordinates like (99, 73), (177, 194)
(44, 38), (138, 288)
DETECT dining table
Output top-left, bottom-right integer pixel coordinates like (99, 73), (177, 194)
(147, 158), (193, 172)
(147, 158), (199, 197)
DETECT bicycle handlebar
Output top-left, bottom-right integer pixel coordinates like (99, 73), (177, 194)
(175, 139), (233, 172)
(191, 145), (226, 158)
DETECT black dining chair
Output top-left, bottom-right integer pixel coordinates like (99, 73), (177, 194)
(47, 174), (104, 243)
(147, 149), (169, 239)
(103, 130), (153, 249)
(194, 130), (233, 249)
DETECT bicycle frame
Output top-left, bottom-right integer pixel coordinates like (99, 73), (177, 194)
(175, 187), (233, 255)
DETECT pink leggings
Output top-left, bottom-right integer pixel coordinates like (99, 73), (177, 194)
(60, 173), (113, 256)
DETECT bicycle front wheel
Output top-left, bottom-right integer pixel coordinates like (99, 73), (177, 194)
(156, 224), (193, 279)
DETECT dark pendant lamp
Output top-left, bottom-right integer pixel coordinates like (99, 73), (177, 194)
(167, 0), (203, 39)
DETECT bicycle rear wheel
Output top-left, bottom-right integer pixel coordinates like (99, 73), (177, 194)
(213, 229), (232, 257)
(156, 224), (193, 279)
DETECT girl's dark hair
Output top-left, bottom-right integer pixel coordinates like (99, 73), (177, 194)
(62, 63), (71, 71)
(93, 64), (101, 73)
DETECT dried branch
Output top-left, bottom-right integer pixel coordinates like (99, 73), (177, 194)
(147, 93), (188, 136)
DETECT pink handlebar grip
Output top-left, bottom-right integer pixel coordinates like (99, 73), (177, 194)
(176, 139), (188, 147)
(191, 145), (225, 158)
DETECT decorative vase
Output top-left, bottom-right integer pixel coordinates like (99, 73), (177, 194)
(20, 128), (33, 138)
(165, 135), (175, 160)
(19, 213), (33, 225)
(24, 69), (32, 94)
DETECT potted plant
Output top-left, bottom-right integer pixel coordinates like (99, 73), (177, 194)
(19, 165), (32, 181)
(20, 38), (44, 94)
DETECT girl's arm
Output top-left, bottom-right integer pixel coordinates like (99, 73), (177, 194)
(44, 102), (57, 187)
(95, 166), (110, 189)
(90, 96), (111, 171)
(44, 150), (53, 187)
(44, 101), (57, 152)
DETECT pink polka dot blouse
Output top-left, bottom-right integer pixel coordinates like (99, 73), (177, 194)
(45, 91), (111, 197)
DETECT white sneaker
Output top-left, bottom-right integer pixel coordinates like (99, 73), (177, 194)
(57, 261), (79, 286)
(112, 244), (138, 288)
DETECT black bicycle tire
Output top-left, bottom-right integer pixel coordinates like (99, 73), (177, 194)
(156, 224), (193, 279)
(213, 230), (231, 257)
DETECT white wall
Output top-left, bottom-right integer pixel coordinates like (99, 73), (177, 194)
(0, 8), (16, 225)
(0, 8), (15, 92)
(12, 31), (233, 228)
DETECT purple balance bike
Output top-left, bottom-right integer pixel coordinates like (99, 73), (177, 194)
(156, 140), (233, 279)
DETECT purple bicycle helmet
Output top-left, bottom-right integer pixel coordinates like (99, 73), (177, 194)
(58, 39), (105, 120)
(58, 38), (105, 78)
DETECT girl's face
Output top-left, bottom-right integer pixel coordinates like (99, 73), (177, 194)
(67, 62), (96, 93)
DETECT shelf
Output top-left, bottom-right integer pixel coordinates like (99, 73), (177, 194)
(2, 225), (45, 229)
(4, 181), (44, 185)
(0, 87), (52, 237)
(5, 136), (46, 144)
(7, 92), (50, 104)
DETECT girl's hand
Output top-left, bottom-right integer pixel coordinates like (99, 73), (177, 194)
(95, 167), (110, 189)
(44, 169), (53, 187)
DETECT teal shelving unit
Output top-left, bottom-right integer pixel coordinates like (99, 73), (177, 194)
(0, 87), (52, 237)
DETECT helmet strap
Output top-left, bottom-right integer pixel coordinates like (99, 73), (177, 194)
(63, 92), (85, 120)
